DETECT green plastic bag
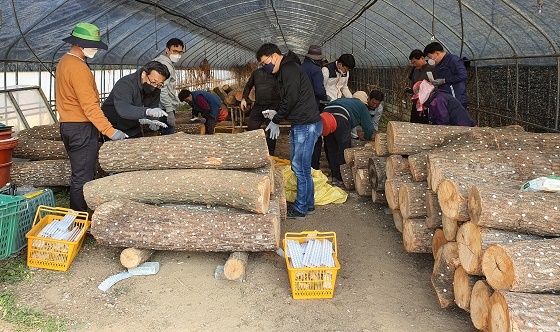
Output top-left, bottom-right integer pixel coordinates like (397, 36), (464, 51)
(282, 167), (347, 205)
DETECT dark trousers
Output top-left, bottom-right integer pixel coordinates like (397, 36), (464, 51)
(410, 101), (429, 124)
(323, 115), (351, 182)
(159, 111), (174, 135)
(60, 122), (99, 211)
(311, 103), (327, 169)
(247, 103), (277, 155)
(204, 116), (217, 135)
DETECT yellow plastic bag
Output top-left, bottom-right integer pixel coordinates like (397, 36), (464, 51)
(282, 167), (347, 205)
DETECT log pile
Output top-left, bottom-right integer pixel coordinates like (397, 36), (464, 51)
(376, 121), (560, 330)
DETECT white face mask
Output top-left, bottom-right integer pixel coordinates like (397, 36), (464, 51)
(427, 58), (436, 66)
(169, 54), (182, 63)
(82, 48), (98, 59)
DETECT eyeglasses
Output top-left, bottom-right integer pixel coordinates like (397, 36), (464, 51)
(260, 54), (272, 66)
(146, 75), (164, 89)
(170, 49), (184, 55)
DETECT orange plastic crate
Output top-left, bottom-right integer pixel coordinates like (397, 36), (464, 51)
(25, 206), (89, 271)
(283, 231), (340, 299)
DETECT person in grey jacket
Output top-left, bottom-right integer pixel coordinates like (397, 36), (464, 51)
(153, 38), (184, 135)
(102, 61), (170, 138)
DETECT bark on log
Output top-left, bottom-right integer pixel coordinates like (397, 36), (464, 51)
(399, 181), (429, 219)
(11, 160), (71, 187)
(83, 169), (270, 213)
(98, 130), (270, 173)
(212, 86), (228, 102)
(120, 248), (155, 269)
(344, 146), (373, 165)
(392, 209), (403, 233)
(368, 157), (387, 191)
(371, 190), (387, 204)
(223, 251), (249, 281)
(482, 238), (560, 292)
(174, 123), (205, 135)
(469, 184), (560, 237)
(431, 242), (460, 308)
(12, 137), (68, 160)
(17, 124), (61, 140)
(456, 222), (542, 276)
(425, 214), (443, 230)
(224, 90), (238, 106)
(353, 150), (375, 169)
(425, 190), (442, 219)
(374, 133), (389, 156)
(354, 168), (372, 196)
(431, 228), (447, 259)
(385, 177), (412, 210)
(385, 155), (410, 180)
(273, 167), (286, 222)
(402, 218), (433, 253)
(91, 199), (281, 252)
(470, 280), (493, 331)
(454, 266), (484, 312)
(442, 213), (461, 241)
(488, 290), (560, 332)
(340, 163), (355, 190)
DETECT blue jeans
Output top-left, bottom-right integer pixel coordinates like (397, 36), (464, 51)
(159, 114), (175, 135)
(290, 120), (322, 214)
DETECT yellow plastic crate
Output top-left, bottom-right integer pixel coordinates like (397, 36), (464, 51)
(283, 231), (340, 299)
(25, 206), (89, 271)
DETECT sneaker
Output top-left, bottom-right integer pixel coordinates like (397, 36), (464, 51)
(307, 207), (316, 215)
(286, 206), (306, 220)
(330, 179), (345, 188)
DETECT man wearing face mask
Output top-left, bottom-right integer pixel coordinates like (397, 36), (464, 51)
(424, 42), (468, 110)
(152, 38), (184, 135)
(56, 22), (129, 211)
(101, 61), (170, 138)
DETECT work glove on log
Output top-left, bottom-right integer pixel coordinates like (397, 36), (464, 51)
(139, 118), (168, 130)
(110, 129), (129, 140)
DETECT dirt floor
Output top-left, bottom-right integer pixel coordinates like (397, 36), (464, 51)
(1, 129), (476, 332)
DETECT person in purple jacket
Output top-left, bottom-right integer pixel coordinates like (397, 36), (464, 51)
(412, 80), (475, 127)
(424, 42), (468, 110)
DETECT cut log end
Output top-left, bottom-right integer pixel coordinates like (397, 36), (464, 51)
(488, 291), (509, 332)
(437, 179), (465, 221)
(120, 248), (155, 269)
(456, 222), (482, 275)
(470, 280), (493, 331)
(482, 245), (515, 291)
(223, 252), (249, 281)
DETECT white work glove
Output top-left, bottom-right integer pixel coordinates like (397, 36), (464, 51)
(262, 109), (277, 120)
(431, 78), (446, 86)
(265, 122), (280, 140)
(190, 117), (207, 124)
(110, 129), (128, 140)
(240, 99), (247, 111)
(145, 108), (168, 118)
(166, 111), (176, 127)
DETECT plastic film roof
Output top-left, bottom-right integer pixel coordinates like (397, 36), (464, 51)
(1, 0), (559, 68)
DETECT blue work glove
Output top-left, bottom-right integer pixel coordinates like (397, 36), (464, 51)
(166, 111), (176, 127)
(145, 108), (168, 118)
(262, 110), (277, 120)
(431, 78), (446, 86)
(110, 129), (128, 140)
(265, 122), (280, 140)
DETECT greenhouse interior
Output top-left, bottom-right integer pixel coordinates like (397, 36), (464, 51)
(1, 1), (560, 332)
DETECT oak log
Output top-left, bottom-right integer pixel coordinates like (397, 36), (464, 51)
(371, 190), (387, 205)
(402, 218), (433, 254)
(11, 160), (71, 187)
(398, 181), (429, 219)
(12, 137), (68, 160)
(344, 146), (374, 165)
(91, 199), (281, 252)
(223, 251), (249, 281)
(273, 167), (286, 222)
(442, 213), (461, 242)
(385, 154), (410, 180)
(470, 280), (493, 331)
(453, 266), (484, 312)
(17, 124), (61, 140)
(469, 184), (560, 236)
(224, 90), (238, 106)
(354, 168), (372, 196)
(482, 238), (560, 292)
(392, 209), (403, 233)
(456, 221), (542, 275)
(374, 133), (389, 156)
(174, 123), (206, 135)
(368, 157), (387, 191)
(431, 242), (460, 308)
(212, 86), (228, 102)
(431, 228), (447, 259)
(340, 163), (355, 190)
(98, 130), (270, 173)
(488, 290), (560, 332)
(385, 177), (412, 210)
(353, 150), (375, 169)
(120, 248), (155, 269)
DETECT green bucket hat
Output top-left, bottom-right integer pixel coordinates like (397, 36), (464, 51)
(62, 22), (108, 50)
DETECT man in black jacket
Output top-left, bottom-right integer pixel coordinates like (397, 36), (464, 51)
(102, 61), (170, 138)
(240, 67), (280, 155)
(257, 43), (322, 220)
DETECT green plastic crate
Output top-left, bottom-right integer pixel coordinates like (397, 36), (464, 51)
(0, 194), (25, 259)
(11, 189), (55, 255)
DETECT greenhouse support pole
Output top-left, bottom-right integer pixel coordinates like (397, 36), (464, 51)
(515, 58), (519, 120)
(556, 56), (559, 130)
(474, 60), (480, 124)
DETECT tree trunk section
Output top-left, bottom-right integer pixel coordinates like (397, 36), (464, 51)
(431, 242), (460, 308)
(368, 157), (387, 191)
(374, 133), (389, 156)
(273, 167), (286, 222)
(454, 266), (484, 312)
(402, 218), (433, 253)
(224, 90), (238, 106)
(385, 177), (411, 210)
(438, 178), (477, 222)
(223, 251), (249, 281)
(456, 221), (542, 276)
(354, 168), (372, 196)
(442, 213), (461, 242)
(371, 190), (387, 204)
(392, 209), (403, 233)
(12, 137), (68, 160)
(91, 199), (280, 252)
(431, 228), (447, 259)
(353, 150), (375, 169)
(18, 124), (61, 140)
(482, 238), (560, 292)
(399, 181), (429, 219)
(385, 154), (410, 180)
(489, 290), (560, 332)
(470, 280), (493, 331)
(340, 163), (355, 190)
(425, 190), (441, 219)
(120, 248), (155, 269)
(11, 160), (71, 187)
(98, 130), (270, 173)
(344, 146), (373, 165)
(212, 86), (228, 102)
(469, 184), (560, 237)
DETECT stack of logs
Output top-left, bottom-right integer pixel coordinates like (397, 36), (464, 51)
(83, 130), (286, 280)
(212, 84), (254, 107)
(355, 121), (560, 331)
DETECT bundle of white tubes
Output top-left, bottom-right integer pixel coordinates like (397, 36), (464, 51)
(286, 239), (335, 268)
